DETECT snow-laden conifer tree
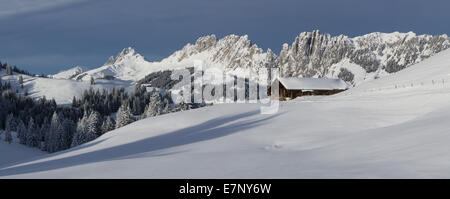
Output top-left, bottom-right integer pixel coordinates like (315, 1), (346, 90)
(19, 75), (23, 88)
(71, 112), (87, 147)
(71, 111), (98, 148)
(4, 129), (12, 144)
(87, 111), (102, 137)
(17, 120), (27, 145)
(61, 118), (76, 149)
(46, 112), (66, 153)
(142, 91), (164, 118)
(101, 116), (115, 134)
(39, 117), (50, 150)
(174, 101), (190, 112)
(5, 64), (12, 75)
(162, 97), (171, 114)
(115, 103), (133, 129)
(5, 114), (15, 132)
(26, 117), (39, 147)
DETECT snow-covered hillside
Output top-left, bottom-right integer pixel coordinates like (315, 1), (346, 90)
(2, 49), (450, 178)
(1, 72), (131, 105)
(73, 47), (156, 82)
(0, 132), (45, 168)
(49, 66), (87, 79)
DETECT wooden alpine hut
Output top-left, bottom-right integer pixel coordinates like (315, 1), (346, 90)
(270, 77), (348, 100)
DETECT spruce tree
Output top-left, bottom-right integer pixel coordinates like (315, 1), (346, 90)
(72, 96), (78, 107)
(26, 117), (39, 147)
(5, 114), (15, 132)
(87, 111), (102, 137)
(71, 113), (88, 148)
(5, 64), (12, 75)
(61, 119), (76, 148)
(4, 129), (12, 144)
(46, 112), (66, 152)
(17, 120), (27, 145)
(71, 112), (97, 148)
(39, 118), (50, 150)
(19, 75), (23, 88)
(142, 91), (163, 118)
(101, 116), (115, 134)
(115, 103), (133, 129)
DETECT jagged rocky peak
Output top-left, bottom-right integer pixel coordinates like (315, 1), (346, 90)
(104, 56), (115, 65)
(104, 47), (146, 65)
(279, 30), (353, 77)
(212, 34), (266, 68)
(194, 34), (217, 52)
(279, 30), (450, 83)
(171, 34), (276, 70)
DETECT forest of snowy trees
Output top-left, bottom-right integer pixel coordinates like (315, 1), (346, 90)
(0, 63), (205, 153)
(0, 61), (268, 153)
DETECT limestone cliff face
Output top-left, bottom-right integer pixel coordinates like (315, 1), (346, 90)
(278, 30), (450, 84)
(168, 34), (278, 71)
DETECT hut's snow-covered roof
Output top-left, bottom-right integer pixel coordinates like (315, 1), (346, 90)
(275, 77), (348, 90)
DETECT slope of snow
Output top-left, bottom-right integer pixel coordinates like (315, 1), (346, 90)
(0, 132), (46, 168)
(277, 77), (348, 90)
(353, 47), (450, 92)
(50, 66), (88, 79)
(2, 49), (450, 178)
(326, 58), (389, 84)
(1, 73), (131, 105)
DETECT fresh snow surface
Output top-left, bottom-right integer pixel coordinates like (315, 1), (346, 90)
(0, 132), (45, 168)
(1, 73), (132, 105)
(276, 77), (348, 90)
(2, 49), (450, 178)
(49, 66), (88, 79)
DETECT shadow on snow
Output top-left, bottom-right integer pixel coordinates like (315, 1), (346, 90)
(0, 110), (281, 177)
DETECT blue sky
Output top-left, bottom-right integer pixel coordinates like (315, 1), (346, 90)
(0, 0), (449, 74)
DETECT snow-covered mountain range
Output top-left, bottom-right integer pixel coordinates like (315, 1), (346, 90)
(66, 34), (277, 83)
(3, 30), (448, 105)
(61, 30), (449, 86)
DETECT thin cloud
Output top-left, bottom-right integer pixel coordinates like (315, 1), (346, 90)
(0, 0), (88, 18)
